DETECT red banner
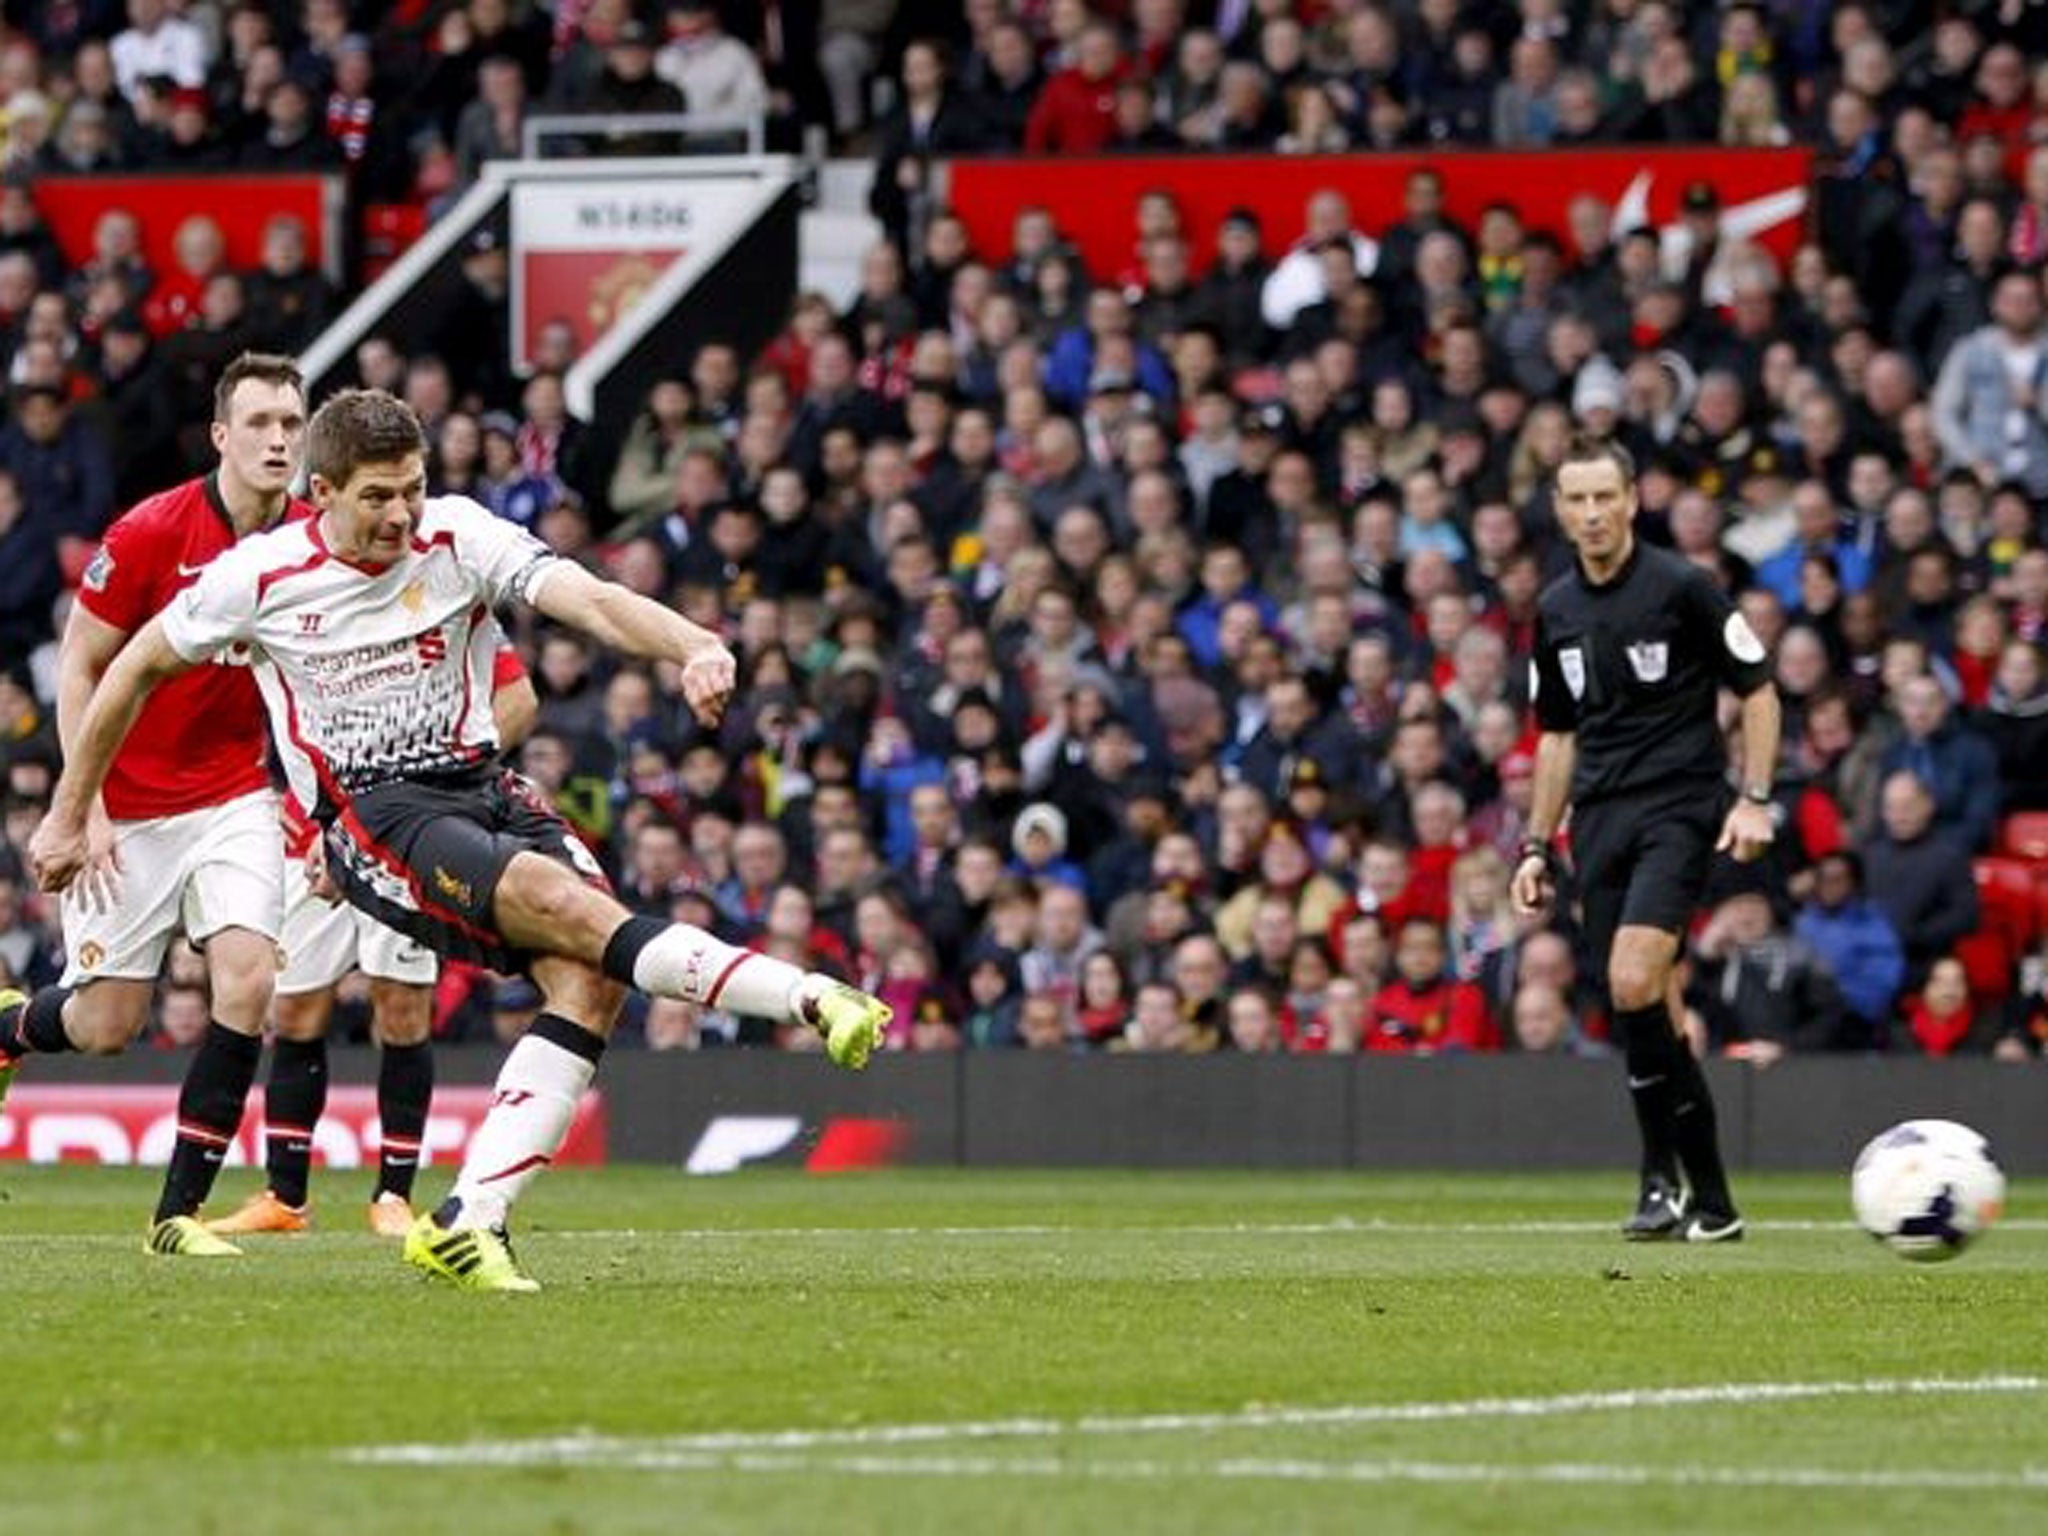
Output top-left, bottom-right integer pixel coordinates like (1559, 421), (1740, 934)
(944, 147), (1812, 277)
(32, 174), (342, 281)
(0, 1085), (605, 1167)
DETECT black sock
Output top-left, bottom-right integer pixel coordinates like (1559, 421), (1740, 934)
(263, 1037), (328, 1209)
(529, 1011), (608, 1064)
(600, 916), (666, 986)
(0, 985), (77, 1057)
(1667, 1047), (1737, 1216)
(155, 1023), (262, 1223)
(375, 1041), (434, 1201)
(1614, 1003), (1684, 1190)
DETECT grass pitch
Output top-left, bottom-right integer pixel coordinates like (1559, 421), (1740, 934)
(4, 1166), (2045, 1535)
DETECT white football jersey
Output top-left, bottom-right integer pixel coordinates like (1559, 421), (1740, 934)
(161, 495), (558, 807)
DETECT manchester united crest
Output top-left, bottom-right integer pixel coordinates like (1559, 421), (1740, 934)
(588, 255), (662, 333)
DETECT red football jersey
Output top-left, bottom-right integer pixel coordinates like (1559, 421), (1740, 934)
(1364, 978), (1500, 1054)
(77, 475), (311, 821)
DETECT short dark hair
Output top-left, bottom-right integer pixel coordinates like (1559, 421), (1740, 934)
(1555, 431), (1636, 489)
(213, 351), (302, 422)
(306, 387), (427, 489)
(1817, 848), (1865, 888)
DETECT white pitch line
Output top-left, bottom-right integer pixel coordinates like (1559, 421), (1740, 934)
(515, 1217), (2048, 1240)
(0, 1220), (1642, 1243)
(341, 1375), (2047, 1467)
(769, 1453), (2048, 1493)
(545, 1221), (1630, 1239)
(0, 1219), (1516, 1244)
(535, 1215), (2048, 1240)
(440, 1449), (2048, 1493)
(1213, 1458), (2048, 1492)
(3, 1215), (2045, 1246)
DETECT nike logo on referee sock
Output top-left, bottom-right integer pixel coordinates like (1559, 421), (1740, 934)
(1627, 1074), (1666, 1090)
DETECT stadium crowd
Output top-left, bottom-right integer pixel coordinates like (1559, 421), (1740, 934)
(5, 0), (2048, 1060)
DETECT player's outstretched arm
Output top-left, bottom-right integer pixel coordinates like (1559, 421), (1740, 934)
(30, 616), (194, 894)
(529, 562), (736, 726)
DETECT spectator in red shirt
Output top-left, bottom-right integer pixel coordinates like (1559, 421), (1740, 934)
(1407, 780), (1469, 917)
(1326, 837), (1437, 957)
(1366, 917), (1499, 1053)
(142, 213), (226, 338)
(1306, 974), (1369, 1054)
(1024, 21), (1124, 155)
(1073, 949), (1130, 1046)
(1957, 44), (2032, 164)
(1905, 955), (2005, 1057)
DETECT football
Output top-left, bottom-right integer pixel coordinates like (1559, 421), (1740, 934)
(1850, 1119), (2008, 1262)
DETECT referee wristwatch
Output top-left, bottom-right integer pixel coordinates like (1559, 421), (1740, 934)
(1741, 784), (1773, 806)
(1518, 837), (1562, 876)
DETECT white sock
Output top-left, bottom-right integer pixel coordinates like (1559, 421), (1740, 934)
(630, 924), (822, 1022)
(446, 1034), (595, 1231)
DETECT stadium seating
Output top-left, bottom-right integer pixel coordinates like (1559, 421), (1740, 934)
(1997, 813), (2048, 863)
(1963, 859), (2042, 1000)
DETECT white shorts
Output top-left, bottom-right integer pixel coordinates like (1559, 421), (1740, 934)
(276, 853), (438, 996)
(61, 789), (284, 984)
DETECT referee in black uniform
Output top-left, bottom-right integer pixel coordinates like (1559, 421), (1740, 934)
(1511, 435), (1779, 1243)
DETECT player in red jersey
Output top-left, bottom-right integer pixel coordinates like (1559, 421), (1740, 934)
(0, 353), (308, 1257)
(208, 639), (537, 1240)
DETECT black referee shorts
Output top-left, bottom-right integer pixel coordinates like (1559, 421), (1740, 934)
(1569, 781), (1727, 971)
(324, 768), (613, 973)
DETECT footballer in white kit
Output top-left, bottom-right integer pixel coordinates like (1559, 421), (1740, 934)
(271, 636), (533, 996)
(206, 636), (538, 1241)
(158, 491), (587, 970)
(34, 389), (891, 1293)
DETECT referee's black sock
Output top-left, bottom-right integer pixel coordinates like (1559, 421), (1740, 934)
(374, 1040), (434, 1201)
(155, 1023), (262, 1223)
(0, 985), (78, 1057)
(1668, 1047), (1737, 1217)
(263, 1037), (328, 1210)
(1614, 1003), (1684, 1190)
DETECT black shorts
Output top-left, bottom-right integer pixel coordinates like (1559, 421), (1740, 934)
(323, 768), (612, 973)
(1569, 781), (1727, 971)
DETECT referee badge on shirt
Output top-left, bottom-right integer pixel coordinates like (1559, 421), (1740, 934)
(1626, 640), (1669, 683)
(1560, 646), (1587, 699)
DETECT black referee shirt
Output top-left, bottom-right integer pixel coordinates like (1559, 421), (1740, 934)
(1531, 542), (1774, 806)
